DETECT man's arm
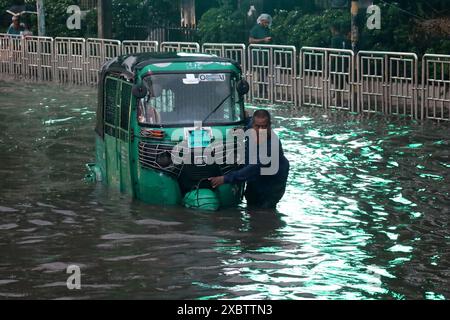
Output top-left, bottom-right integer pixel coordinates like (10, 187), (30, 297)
(224, 163), (261, 184)
(209, 163), (261, 188)
(249, 36), (272, 44)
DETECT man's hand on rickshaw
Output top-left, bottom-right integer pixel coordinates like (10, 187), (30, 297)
(209, 176), (225, 188)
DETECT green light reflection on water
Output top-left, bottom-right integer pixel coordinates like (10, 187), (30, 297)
(430, 255), (440, 266)
(196, 107), (448, 300)
(406, 143), (424, 149)
(390, 257), (412, 265)
(388, 245), (414, 253)
(390, 194), (416, 206)
(418, 173), (444, 181)
(440, 162), (450, 168)
(425, 292), (446, 300)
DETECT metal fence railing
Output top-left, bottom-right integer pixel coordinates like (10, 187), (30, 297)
(0, 34), (10, 74)
(422, 54), (450, 121)
(86, 38), (121, 85)
(248, 44), (297, 105)
(23, 36), (54, 82)
(357, 51), (419, 118)
(122, 40), (159, 55)
(0, 34), (449, 122)
(55, 37), (86, 84)
(300, 47), (326, 109)
(10, 35), (23, 76)
(202, 43), (246, 74)
(160, 41), (200, 53)
(300, 47), (355, 112)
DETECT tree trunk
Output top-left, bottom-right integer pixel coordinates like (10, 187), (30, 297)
(36, 0), (46, 36)
(351, 0), (359, 51)
(180, 0), (196, 28)
(98, 0), (112, 39)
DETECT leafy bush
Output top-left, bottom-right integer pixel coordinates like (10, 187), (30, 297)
(197, 5), (247, 43)
(44, 0), (90, 37)
(271, 9), (350, 48)
(111, 0), (179, 40)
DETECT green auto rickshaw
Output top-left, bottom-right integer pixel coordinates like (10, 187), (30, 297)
(86, 52), (250, 211)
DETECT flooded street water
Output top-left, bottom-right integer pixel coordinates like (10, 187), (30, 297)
(0, 80), (449, 300)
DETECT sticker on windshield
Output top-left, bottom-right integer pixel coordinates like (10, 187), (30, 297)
(183, 74), (200, 85)
(199, 74), (226, 82)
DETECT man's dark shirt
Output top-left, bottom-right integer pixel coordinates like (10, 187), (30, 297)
(249, 24), (272, 44)
(223, 119), (289, 207)
(7, 23), (25, 35)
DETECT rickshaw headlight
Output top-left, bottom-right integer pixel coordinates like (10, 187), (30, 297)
(156, 151), (172, 168)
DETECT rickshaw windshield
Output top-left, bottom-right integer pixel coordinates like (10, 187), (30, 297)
(138, 72), (243, 126)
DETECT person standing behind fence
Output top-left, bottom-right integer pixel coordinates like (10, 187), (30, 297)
(7, 16), (25, 36)
(249, 14), (273, 44)
(22, 24), (33, 38)
(249, 14), (273, 99)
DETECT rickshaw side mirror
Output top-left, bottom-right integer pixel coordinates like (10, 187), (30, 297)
(132, 83), (148, 99)
(236, 79), (249, 96)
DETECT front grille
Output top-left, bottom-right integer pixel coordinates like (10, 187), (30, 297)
(138, 142), (181, 177)
(138, 139), (245, 181)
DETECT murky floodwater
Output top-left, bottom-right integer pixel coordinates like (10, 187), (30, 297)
(0, 80), (449, 300)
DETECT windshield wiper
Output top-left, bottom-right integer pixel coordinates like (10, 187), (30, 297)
(202, 93), (232, 124)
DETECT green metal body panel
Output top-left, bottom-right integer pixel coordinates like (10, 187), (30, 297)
(129, 122), (245, 207)
(95, 135), (106, 181)
(135, 166), (182, 205)
(104, 134), (119, 188)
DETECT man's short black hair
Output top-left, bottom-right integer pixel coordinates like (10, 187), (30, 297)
(253, 109), (271, 125)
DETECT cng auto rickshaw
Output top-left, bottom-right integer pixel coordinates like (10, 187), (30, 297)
(86, 52), (250, 211)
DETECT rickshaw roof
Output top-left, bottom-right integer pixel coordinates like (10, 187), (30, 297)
(101, 52), (242, 80)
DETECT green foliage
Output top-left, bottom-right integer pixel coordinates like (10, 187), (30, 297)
(196, 0), (320, 45)
(111, 0), (179, 40)
(359, 2), (447, 55)
(383, 0), (449, 19)
(198, 1), (447, 55)
(358, 4), (406, 51)
(271, 8), (350, 47)
(197, 5), (247, 43)
(196, 0), (220, 18)
(44, 0), (88, 37)
(1, 0), (177, 39)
